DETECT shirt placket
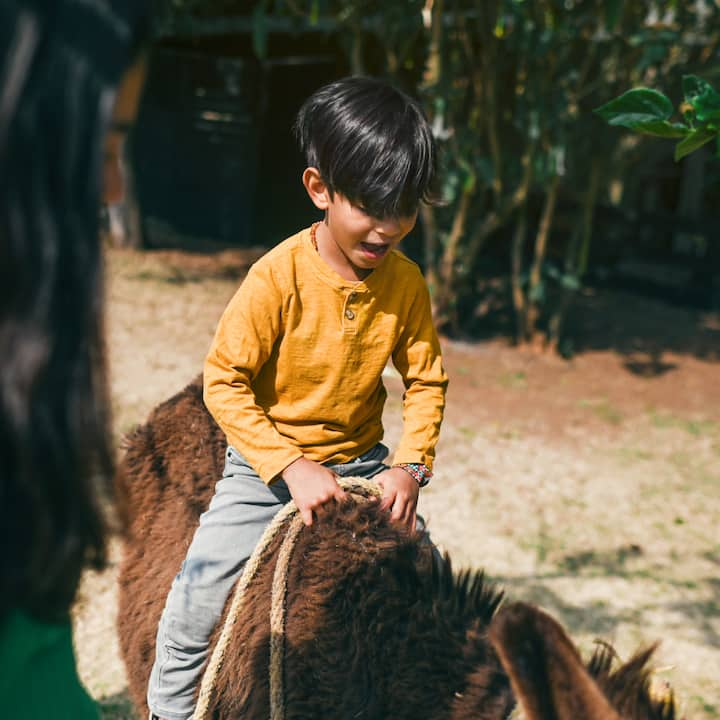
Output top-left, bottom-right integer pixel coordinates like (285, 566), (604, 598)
(341, 288), (361, 335)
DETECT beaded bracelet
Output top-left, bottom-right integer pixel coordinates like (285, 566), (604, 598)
(393, 462), (433, 487)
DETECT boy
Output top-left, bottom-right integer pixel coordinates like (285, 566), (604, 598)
(148, 75), (448, 720)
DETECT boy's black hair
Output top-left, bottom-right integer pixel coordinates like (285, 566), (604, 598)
(294, 76), (439, 219)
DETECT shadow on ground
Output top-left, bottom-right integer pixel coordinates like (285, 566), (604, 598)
(492, 545), (720, 649)
(467, 275), (720, 368)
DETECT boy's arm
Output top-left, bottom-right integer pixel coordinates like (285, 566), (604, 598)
(205, 261), (347, 521)
(204, 264), (303, 483)
(376, 278), (447, 528)
(390, 279), (448, 470)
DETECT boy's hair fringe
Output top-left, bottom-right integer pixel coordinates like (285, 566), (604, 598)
(294, 76), (440, 219)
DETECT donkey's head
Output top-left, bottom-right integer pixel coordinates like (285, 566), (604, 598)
(488, 602), (677, 720)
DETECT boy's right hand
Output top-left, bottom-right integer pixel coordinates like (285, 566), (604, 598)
(281, 457), (347, 526)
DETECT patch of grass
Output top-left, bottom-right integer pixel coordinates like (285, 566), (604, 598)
(689, 695), (718, 717)
(649, 410), (718, 437)
(685, 419), (718, 436)
(616, 447), (654, 464)
(519, 516), (565, 567)
(498, 371), (528, 390)
(579, 398), (624, 425)
(499, 426), (522, 441)
(669, 450), (693, 470)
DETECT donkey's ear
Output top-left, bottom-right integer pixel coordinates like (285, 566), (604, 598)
(488, 602), (622, 720)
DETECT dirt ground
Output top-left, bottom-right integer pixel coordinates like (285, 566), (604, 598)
(73, 246), (720, 719)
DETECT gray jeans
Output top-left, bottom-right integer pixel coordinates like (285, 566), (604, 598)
(147, 443), (390, 720)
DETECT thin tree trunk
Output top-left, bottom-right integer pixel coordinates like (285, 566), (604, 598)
(511, 206), (529, 343)
(525, 173), (560, 346)
(546, 157), (601, 354)
(420, 203), (439, 299)
(434, 181), (475, 330)
(463, 140), (536, 284)
(577, 158), (601, 277)
(422, 0), (443, 87)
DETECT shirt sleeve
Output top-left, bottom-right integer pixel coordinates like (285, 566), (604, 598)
(203, 263), (303, 483)
(390, 276), (448, 469)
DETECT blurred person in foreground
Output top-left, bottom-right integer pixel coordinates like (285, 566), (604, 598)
(0, 1), (148, 717)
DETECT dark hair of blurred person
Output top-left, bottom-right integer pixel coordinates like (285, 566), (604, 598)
(0, 0), (149, 715)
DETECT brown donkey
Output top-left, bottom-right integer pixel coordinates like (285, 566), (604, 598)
(116, 377), (679, 720)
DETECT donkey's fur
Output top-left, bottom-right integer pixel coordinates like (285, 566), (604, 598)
(116, 377), (680, 720)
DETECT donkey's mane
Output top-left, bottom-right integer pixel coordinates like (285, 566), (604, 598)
(587, 642), (677, 720)
(304, 498), (506, 631)
(429, 556), (506, 627)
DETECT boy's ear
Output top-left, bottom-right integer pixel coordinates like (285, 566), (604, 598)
(302, 167), (331, 211)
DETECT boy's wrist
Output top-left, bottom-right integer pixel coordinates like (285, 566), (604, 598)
(392, 462), (432, 487)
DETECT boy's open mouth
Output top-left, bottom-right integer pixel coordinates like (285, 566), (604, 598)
(360, 242), (390, 259)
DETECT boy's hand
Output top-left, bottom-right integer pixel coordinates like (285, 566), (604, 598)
(374, 466), (419, 530)
(281, 457), (347, 526)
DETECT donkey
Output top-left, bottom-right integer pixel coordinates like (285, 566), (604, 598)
(116, 377), (679, 720)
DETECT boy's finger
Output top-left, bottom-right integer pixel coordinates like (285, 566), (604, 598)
(300, 507), (314, 526)
(390, 494), (407, 522)
(379, 488), (395, 512)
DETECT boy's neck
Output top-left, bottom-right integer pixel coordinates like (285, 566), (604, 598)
(312, 222), (372, 282)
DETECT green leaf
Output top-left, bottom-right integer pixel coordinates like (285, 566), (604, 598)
(682, 75), (719, 104)
(682, 75), (720, 123)
(627, 120), (689, 138)
(674, 128), (716, 161)
(463, 171), (477, 193)
(475, 157), (495, 185)
(604, 0), (624, 31)
(560, 273), (581, 291)
(594, 88), (674, 129)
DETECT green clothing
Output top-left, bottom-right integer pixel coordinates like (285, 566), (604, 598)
(0, 609), (99, 719)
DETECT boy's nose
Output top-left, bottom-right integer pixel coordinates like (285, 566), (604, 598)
(374, 214), (416, 240)
(374, 220), (401, 239)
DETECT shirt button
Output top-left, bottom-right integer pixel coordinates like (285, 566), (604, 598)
(348, 292), (357, 302)
(344, 308), (355, 320)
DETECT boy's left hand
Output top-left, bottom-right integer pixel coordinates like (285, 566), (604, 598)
(374, 466), (419, 530)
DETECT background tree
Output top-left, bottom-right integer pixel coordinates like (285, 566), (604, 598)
(149, 0), (720, 353)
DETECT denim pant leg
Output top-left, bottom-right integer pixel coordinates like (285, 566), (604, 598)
(147, 446), (291, 720)
(327, 441), (390, 479)
(148, 442), (394, 719)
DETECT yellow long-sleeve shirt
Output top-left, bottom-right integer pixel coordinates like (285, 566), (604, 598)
(204, 225), (448, 483)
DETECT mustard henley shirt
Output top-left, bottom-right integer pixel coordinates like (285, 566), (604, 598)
(204, 225), (448, 484)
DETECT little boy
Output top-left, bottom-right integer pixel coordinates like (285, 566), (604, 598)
(147, 75), (448, 720)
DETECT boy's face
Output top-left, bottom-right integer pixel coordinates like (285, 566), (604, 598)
(303, 168), (417, 281)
